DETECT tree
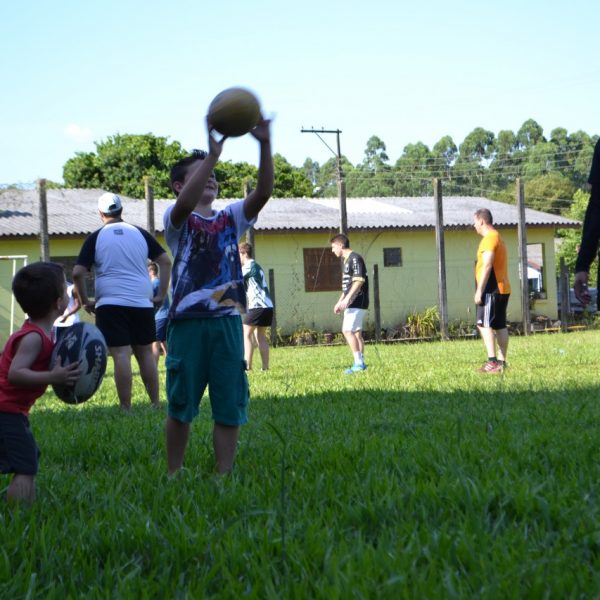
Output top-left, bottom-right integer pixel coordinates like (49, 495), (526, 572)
(573, 144), (595, 187)
(63, 152), (102, 189)
(393, 142), (433, 195)
(489, 130), (519, 188)
(494, 130), (518, 156)
(346, 164), (394, 197)
(272, 154), (313, 198)
(63, 134), (186, 198)
(432, 135), (458, 175)
(524, 172), (575, 213)
(556, 189), (596, 286)
(549, 127), (569, 152)
(459, 127), (495, 163)
(302, 158), (320, 188)
(516, 118), (545, 150)
(218, 155), (314, 198)
(344, 136), (393, 197)
(215, 161), (258, 198)
(362, 135), (389, 172)
(315, 156), (354, 197)
(522, 141), (560, 179)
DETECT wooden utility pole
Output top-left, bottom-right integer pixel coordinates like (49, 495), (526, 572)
(373, 264), (381, 342)
(144, 176), (155, 234)
(516, 178), (531, 335)
(38, 178), (49, 261)
(433, 179), (449, 339)
(335, 130), (348, 234)
(268, 268), (277, 347)
(301, 128), (347, 234)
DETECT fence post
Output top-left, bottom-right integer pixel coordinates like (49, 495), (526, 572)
(434, 178), (449, 340)
(269, 268), (277, 347)
(373, 263), (381, 342)
(144, 176), (154, 234)
(516, 178), (531, 335)
(559, 257), (570, 332)
(38, 178), (49, 261)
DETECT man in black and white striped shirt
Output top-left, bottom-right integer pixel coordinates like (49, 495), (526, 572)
(331, 233), (369, 374)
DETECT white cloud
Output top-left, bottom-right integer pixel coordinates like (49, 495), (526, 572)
(64, 123), (93, 141)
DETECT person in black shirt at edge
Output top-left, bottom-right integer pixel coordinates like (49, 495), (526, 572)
(574, 138), (600, 308)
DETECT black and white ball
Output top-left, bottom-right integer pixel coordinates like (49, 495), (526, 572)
(50, 323), (108, 404)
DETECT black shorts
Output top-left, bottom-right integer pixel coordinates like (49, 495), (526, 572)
(96, 305), (155, 347)
(243, 308), (273, 327)
(0, 412), (40, 475)
(476, 293), (510, 329)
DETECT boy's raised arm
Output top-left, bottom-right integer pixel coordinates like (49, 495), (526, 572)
(244, 118), (273, 222)
(170, 124), (227, 230)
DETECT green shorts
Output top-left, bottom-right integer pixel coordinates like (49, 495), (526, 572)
(166, 316), (249, 425)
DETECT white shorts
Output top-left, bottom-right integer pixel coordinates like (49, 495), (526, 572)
(342, 308), (366, 332)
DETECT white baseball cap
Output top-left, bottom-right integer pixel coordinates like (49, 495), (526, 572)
(98, 192), (122, 215)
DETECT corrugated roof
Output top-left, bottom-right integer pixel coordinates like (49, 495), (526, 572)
(0, 188), (580, 238)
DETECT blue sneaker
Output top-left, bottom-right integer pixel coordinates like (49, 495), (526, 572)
(344, 363), (367, 375)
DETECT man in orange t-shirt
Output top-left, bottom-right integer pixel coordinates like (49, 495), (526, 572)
(473, 208), (511, 373)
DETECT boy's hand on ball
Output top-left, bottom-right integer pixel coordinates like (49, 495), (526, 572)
(51, 358), (82, 385)
(250, 115), (271, 143)
(206, 119), (227, 158)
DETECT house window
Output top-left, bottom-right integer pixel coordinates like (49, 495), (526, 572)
(51, 255), (95, 299)
(526, 243), (545, 297)
(303, 248), (341, 292)
(383, 247), (402, 267)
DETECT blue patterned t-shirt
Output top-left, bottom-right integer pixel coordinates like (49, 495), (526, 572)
(164, 201), (254, 319)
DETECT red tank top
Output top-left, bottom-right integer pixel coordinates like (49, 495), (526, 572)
(0, 321), (55, 415)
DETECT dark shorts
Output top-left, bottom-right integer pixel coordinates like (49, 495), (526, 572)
(0, 412), (40, 475)
(243, 308), (273, 327)
(96, 305), (155, 347)
(155, 318), (168, 342)
(476, 293), (510, 329)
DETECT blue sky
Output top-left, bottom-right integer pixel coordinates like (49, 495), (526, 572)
(1, 0), (598, 186)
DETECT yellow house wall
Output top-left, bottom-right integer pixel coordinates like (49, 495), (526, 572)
(251, 226), (560, 335)
(0, 228), (559, 344)
(0, 234), (168, 346)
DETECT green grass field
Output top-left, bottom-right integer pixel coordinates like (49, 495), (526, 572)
(1, 331), (599, 598)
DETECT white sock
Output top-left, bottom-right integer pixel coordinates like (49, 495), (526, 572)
(354, 352), (364, 365)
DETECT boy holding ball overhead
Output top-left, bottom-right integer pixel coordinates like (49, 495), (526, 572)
(164, 114), (273, 476)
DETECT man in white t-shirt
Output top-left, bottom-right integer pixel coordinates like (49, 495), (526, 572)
(73, 193), (171, 410)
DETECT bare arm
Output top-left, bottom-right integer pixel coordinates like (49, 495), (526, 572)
(339, 280), (365, 312)
(244, 118), (273, 222)
(58, 292), (82, 323)
(152, 252), (172, 306)
(170, 124), (226, 230)
(574, 271), (591, 305)
(72, 264), (95, 314)
(333, 291), (346, 314)
(8, 333), (81, 387)
(475, 251), (494, 304)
